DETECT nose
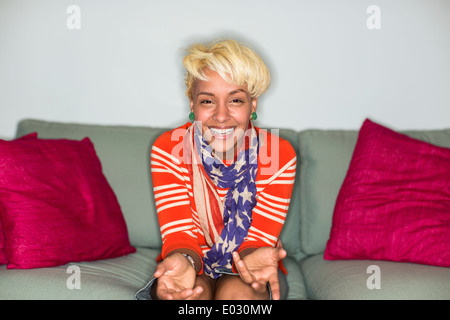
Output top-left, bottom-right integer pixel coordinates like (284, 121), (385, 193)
(213, 102), (230, 122)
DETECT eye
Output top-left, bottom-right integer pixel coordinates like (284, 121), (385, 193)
(200, 99), (213, 104)
(230, 99), (244, 104)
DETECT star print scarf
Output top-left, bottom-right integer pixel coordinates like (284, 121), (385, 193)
(184, 121), (259, 279)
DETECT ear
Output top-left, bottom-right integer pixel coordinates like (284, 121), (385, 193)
(190, 99), (194, 113)
(251, 98), (258, 113)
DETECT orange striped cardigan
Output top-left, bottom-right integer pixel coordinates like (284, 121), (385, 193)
(150, 122), (297, 274)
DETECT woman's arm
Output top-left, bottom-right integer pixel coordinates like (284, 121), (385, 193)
(149, 131), (205, 300)
(150, 132), (204, 267)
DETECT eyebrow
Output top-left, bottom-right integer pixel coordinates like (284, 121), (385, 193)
(196, 92), (215, 97)
(196, 89), (247, 97)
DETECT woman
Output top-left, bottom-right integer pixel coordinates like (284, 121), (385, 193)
(136, 39), (296, 300)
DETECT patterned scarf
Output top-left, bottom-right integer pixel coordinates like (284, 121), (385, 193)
(184, 122), (259, 279)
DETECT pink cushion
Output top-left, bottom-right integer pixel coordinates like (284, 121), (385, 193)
(0, 133), (37, 264)
(324, 119), (450, 267)
(0, 133), (135, 269)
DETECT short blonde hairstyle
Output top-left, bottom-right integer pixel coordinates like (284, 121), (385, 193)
(183, 39), (270, 100)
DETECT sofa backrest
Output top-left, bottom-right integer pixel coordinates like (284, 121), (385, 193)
(16, 119), (450, 261)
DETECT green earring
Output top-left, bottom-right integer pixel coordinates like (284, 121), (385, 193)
(251, 112), (258, 120)
(189, 112), (195, 120)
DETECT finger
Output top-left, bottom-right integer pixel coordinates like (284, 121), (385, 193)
(157, 288), (174, 300)
(154, 268), (163, 278)
(169, 285), (203, 300)
(232, 252), (254, 284)
(251, 281), (266, 293)
(276, 247), (287, 260)
(160, 293), (174, 300)
(268, 275), (281, 300)
(159, 286), (192, 300)
(185, 286), (204, 300)
(178, 288), (195, 300)
(154, 262), (167, 278)
(155, 281), (173, 300)
(236, 260), (254, 284)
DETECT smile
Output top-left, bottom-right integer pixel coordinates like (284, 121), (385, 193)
(209, 127), (235, 136)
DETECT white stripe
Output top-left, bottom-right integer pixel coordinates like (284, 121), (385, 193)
(279, 172), (296, 178)
(252, 207), (285, 224)
(192, 220), (201, 231)
(191, 213), (201, 228)
(270, 180), (295, 185)
(153, 183), (185, 192)
(160, 218), (193, 232)
(152, 146), (181, 164)
(254, 202), (287, 217)
(151, 159), (189, 177)
(256, 157), (297, 185)
(184, 230), (197, 238)
(257, 176), (296, 185)
(151, 149), (189, 174)
(157, 200), (191, 213)
(161, 225), (193, 239)
(151, 155), (183, 174)
(151, 168), (185, 182)
(155, 194), (189, 206)
(154, 187), (188, 199)
(196, 227), (204, 236)
(258, 192), (291, 204)
(257, 195), (290, 210)
(249, 226), (278, 242)
(246, 231), (274, 246)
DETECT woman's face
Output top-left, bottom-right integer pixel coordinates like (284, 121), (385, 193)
(190, 69), (257, 160)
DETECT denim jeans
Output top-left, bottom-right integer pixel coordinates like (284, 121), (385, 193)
(134, 269), (288, 300)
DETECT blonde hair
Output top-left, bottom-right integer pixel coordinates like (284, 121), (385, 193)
(183, 39), (270, 100)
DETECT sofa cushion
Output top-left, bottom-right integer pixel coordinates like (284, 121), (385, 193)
(0, 247), (158, 299)
(282, 256), (308, 299)
(0, 247), (307, 300)
(0, 133), (135, 269)
(324, 119), (450, 267)
(298, 124), (450, 255)
(16, 119), (169, 249)
(301, 254), (450, 299)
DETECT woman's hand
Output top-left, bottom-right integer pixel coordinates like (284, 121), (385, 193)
(232, 241), (287, 300)
(153, 253), (203, 300)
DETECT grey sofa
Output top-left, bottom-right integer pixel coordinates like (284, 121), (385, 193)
(1, 119), (449, 300)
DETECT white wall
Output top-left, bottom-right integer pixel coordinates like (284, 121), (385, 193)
(1, 0), (449, 139)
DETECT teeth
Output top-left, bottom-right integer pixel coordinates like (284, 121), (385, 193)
(210, 128), (234, 135)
